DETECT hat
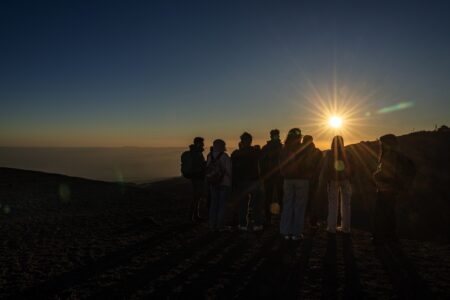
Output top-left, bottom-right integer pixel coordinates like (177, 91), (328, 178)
(379, 134), (398, 146)
(288, 128), (301, 137)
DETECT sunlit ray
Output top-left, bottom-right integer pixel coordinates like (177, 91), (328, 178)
(293, 79), (376, 148)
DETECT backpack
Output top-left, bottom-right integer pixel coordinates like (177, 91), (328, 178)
(397, 154), (416, 189)
(205, 152), (224, 185)
(181, 151), (194, 179)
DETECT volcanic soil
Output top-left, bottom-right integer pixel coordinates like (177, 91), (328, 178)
(1, 167), (449, 299)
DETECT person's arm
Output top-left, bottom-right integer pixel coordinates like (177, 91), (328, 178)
(206, 153), (211, 167)
(224, 155), (232, 181)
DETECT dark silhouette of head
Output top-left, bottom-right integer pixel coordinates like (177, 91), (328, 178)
(193, 137), (204, 151)
(303, 135), (313, 145)
(379, 134), (398, 159)
(240, 132), (253, 148)
(331, 135), (345, 159)
(213, 139), (226, 153)
(380, 134), (398, 148)
(284, 128), (301, 149)
(270, 129), (280, 141)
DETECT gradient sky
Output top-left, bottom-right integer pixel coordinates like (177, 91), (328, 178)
(1, 0), (450, 149)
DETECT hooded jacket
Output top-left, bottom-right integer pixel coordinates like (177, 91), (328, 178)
(231, 145), (261, 183)
(280, 143), (318, 180)
(373, 149), (405, 191)
(187, 144), (206, 179)
(260, 139), (283, 179)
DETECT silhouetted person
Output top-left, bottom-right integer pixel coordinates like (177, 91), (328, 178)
(260, 129), (283, 226)
(231, 132), (264, 231)
(372, 134), (416, 244)
(302, 135), (323, 227)
(279, 128), (315, 240)
(324, 136), (353, 235)
(206, 139), (232, 231)
(181, 137), (206, 223)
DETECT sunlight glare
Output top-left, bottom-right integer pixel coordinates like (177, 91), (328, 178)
(329, 116), (343, 128)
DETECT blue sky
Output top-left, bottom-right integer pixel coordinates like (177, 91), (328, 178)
(1, 0), (449, 148)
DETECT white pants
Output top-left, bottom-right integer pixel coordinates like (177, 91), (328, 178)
(327, 180), (352, 233)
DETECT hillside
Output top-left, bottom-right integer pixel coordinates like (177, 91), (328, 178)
(0, 131), (450, 299)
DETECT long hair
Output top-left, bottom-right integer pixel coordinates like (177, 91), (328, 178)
(331, 135), (346, 160)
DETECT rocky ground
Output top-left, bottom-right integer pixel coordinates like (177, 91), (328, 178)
(1, 167), (449, 299)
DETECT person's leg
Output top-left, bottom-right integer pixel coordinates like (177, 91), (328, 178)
(293, 180), (309, 236)
(373, 191), (383, 241)
(385, 192), (398, 241)
(206, 183), (211, 218)
(274, 177), (284, 214)
(264, 179), (274, 225)
(190, 179), (201, 221)
(373, 191), (390, 242)
(340, 180), (352, 233)
(280, 180), (294, 235)
(250, 181), (264, 227)
(309, 180), (320, 227)
(238, 185), (250, 227)
(327, 181), (339, 233)
(217, 186), (230, 229)
(209, 186), (219, 230)
(304, 180), (314, 225)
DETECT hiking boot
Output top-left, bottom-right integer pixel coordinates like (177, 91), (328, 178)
(253, 225), (264, 232)
(337, 226), (350, 234)
(292, 234), (304, 241)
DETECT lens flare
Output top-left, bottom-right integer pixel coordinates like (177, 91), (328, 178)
(292, 78), (375, 148)
(329, 116), (343, 128)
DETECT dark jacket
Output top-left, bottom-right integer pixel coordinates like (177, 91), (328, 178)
(323, 149), (353, 182)
(373, 150), (406, 191)
(231, 145), (261, 184)
(305, 142), (323, 181)
(260, 140), (283, 180)
(280, 143), (318, 180)
(188, 144), (206, 179)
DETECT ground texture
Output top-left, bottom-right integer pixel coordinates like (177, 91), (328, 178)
(1, 168), (449, 299)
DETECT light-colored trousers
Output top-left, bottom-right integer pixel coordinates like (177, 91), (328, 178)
(280, 179), (309, 236)
(327, 180), (352, 233)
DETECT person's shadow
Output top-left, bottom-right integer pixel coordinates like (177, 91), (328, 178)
(342, 235), (364, 299)
(375, 241), (435, 299)
(322, 233), (338, 299)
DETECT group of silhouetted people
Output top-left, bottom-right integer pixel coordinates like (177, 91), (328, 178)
(181, 129), (415, 244)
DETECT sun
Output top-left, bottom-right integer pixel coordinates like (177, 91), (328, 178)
(329, 116), (343, 128)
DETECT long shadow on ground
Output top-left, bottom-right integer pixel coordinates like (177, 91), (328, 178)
(375, 241), (435, 299)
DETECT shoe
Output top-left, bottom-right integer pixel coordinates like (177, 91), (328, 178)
(253, 225), (264, 232)
(292, 234), (304, 241)
(337, 226), (350, 234)
(283, 235), (291, 240)
(238, 225), (248, 231)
